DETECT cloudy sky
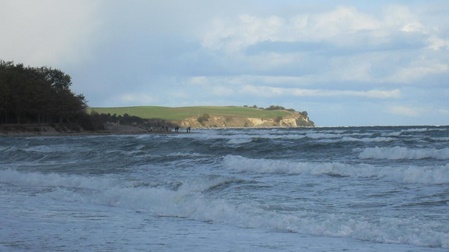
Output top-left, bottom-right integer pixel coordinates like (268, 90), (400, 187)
(2, 0), (449, 126)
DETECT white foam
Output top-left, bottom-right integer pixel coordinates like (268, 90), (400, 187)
(305, 132), (342, 139)
(317, 136), (396, 143)
(227, 138), (253, 145)
(400, 127), (429, 133)
(222, 155), (449, 184)
(166, 152), (208, 158)
(2, 168), (448, 249)
(0, 169), (120, 190)
(358, 147), (449, 160)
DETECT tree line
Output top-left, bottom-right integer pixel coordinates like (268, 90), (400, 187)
(0, 60), (100, 130)
(243, 104), (308, 117)
(91, 112), (177, 129)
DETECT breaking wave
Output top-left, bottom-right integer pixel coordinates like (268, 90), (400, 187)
(1, 168), (448, 248)
(358, 147), (449, 160)
(222, 155), (449, 184)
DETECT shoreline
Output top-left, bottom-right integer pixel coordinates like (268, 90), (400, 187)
(0, 124), (317, 137)
(0, 124), (189, 137)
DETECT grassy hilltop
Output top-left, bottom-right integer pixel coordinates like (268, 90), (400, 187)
(88, 106), (291, 121)
(88, 105), (315, 129)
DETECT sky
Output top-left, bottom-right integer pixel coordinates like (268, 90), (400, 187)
(1, 0), (449, 126)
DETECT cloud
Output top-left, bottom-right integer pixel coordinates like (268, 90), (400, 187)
(187, 75), (401, 98)
(0, 0), (101, 67)
(199, 6), (429, 53)
(428, 36), (449, 51)
(438, 109), (449, 116)
(189, 75), (318, 87)
(114, 93), (159, 106)
(200, 7), (382, 52)
(389, 62), (449, 83)
(388, 105), (421, 117)
(4, 1), (447, 126)
(197, 4), (449, 85)
(241, 86), (401, 99)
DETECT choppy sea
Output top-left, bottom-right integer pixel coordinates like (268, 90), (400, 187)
(1, 126), (449, 251)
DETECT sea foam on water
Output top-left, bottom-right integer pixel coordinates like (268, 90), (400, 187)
(1, 126), (448, 251)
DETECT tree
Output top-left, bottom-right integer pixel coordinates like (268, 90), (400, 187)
(0, 61), (14, 123)
(266, 105), (285, 110)
(0, 60), (90, 128)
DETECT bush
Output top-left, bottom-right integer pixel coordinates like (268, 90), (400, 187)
(274, 116), (283, 123)
(197, 113), (210, 124)
(266, 105), (285, 110)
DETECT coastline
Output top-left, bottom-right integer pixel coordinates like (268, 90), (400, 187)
(0, 124), (176, 137)
(0, 123), (317, 137)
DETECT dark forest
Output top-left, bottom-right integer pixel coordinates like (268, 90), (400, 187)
(0, 60), (100, 130)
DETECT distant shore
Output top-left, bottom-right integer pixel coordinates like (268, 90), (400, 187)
(0, 123), (317, 137)
(0, 124), (187, 137)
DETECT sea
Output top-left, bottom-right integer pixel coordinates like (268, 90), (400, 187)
(1, 126), (448, 251)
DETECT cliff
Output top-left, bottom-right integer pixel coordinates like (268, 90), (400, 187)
(173, 111), (314, 128)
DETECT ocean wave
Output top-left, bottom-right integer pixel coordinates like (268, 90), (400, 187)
(227, 138), (253, 145)
(1, 168), (447, 248)
(285, 213), (449, 248)
(317, 136), (396, 143)
(358, 147), (449, 160)
(176, 175), (247, 194)
(400, 127), (430, 133)
(22, 145), (87, 153)
(304, 133), (342, 139)
(222, 155), (449, 184)
(166, 152), (209, 158)
(0, 169), (121, 190)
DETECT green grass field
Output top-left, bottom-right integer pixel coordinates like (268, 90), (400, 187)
(88, 106), (291, 120)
